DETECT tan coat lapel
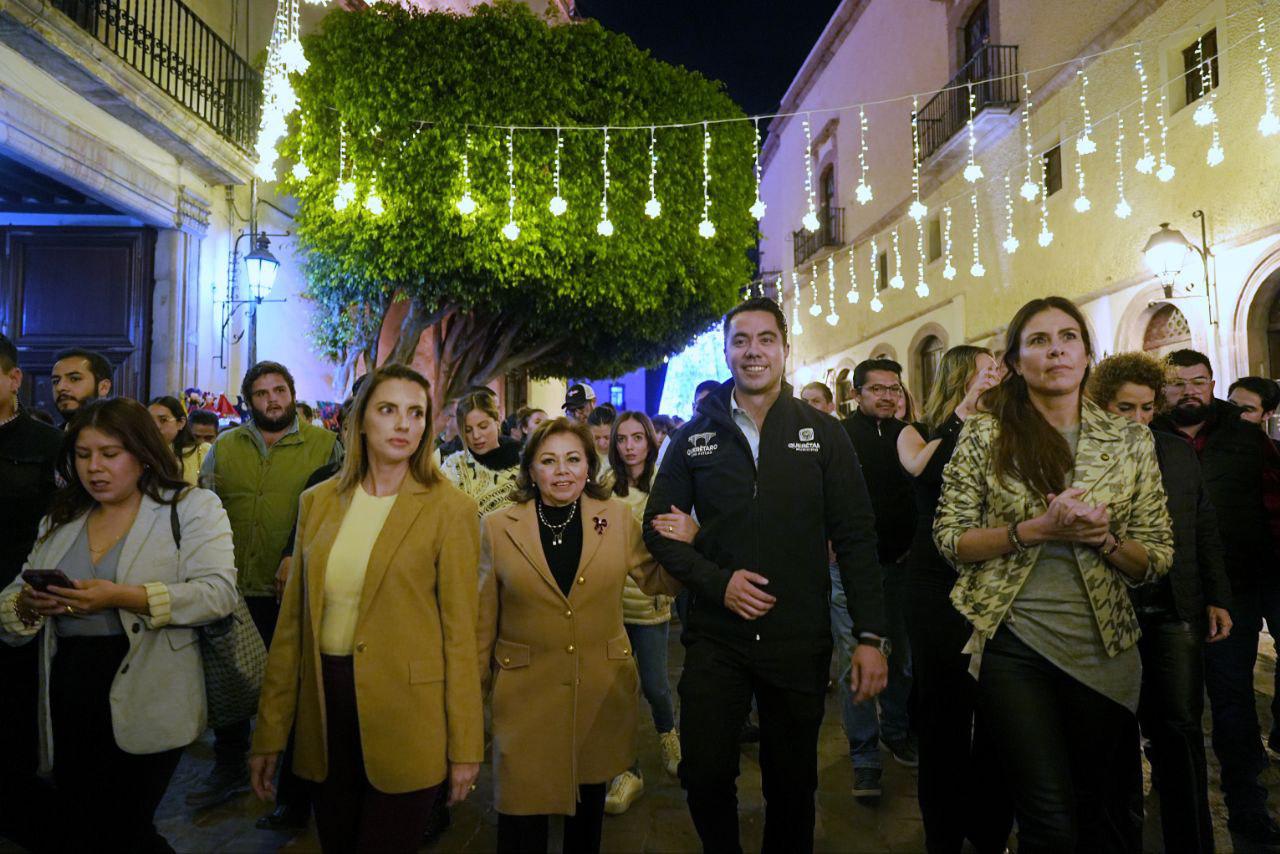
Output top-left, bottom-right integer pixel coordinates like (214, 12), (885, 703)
(356, 482), (429, 623)
(305, 487), (350, 632)
(503, 501), (566, 601)
(573, 496), (611, 588)
(116, 495), (162, 584)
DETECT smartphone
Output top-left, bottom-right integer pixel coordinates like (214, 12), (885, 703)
(21, 569), (75, 592)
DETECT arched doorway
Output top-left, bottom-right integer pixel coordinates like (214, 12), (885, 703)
(834, 367), (855, 417)
(1142, 304), (1192, 358)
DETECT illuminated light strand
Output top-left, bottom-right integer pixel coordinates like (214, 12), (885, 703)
(699, 122), (716, 238)
(1114, 113), (1132, 219)
(1073, 138), (1092, 212)
(750, 118), (766, 219)
(774, 275), (784, 306)
(1193, 36), (1219, 127)
(1075, 67), (1097, 154)
(502, 128), (519, 240)
(1019, 75), (1040, 200)
(869, 236), (884, 313)
(942, 205), (957, 280)
(791, 271), (804, 336)
(1155, 82), (1175, 182)
(456, 131), (476, 215)
(598, 129), (614, 236)
(846, 243), (861, 304)
(909, 95), (927, 220)
(1133, 45), (1155, 173)
(855, 106), (873, 204)
(890, 226), (905, 289)
(1038, 152), (1054, 246)
(802, 115), (819, 232)
(550, 128), (567, 216)
(963, 83), (984, 182)
(969, 191), (986, 277)
(808, 263), (822, 317)
(825, 255), (840, 325)
(1259, 9), (1280, 135)
(645, 127), (661, 218)
(291, 113), (311, 181)
(915, 219), (929, 298)
(334, 121), (355, 212)
(1003, 174), (1020, 254)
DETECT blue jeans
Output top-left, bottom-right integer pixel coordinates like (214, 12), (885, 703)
(830, 561), (912, 770)
(626, 622), (677, 734)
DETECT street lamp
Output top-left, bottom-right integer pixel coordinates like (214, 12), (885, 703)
(1141, 209), (1217, 324)
(243, 234), (280, 302)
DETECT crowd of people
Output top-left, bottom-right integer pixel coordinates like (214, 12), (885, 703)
(2, 291), (1280, 853)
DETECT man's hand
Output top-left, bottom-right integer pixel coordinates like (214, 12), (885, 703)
(723, 570), (776, 620)
(447, 762), (481, 806)
(1206, 605), (1232, 643)
(849, 643), (888, 703)
(275, 556), (292, 603)
(249, 753), (279, 801)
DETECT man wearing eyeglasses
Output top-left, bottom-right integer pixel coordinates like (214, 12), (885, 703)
(1153, 348), (1280, 845)
(839, 358), (917, 803)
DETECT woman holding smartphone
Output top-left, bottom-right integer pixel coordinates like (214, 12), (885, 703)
(250, 364), (484, 853)
(0, 398), (238, 852)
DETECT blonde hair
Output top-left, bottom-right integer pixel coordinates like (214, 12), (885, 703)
(336, 364), (442, 493)
(921, 345), (992, 433)
(455, 390), (501, 435)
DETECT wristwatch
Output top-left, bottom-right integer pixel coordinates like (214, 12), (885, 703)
(858, 634), (892, 658)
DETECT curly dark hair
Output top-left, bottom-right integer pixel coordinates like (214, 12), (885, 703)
(1086, 352), (1165, 409)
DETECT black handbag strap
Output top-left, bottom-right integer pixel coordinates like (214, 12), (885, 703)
(170, 493), (183, 550)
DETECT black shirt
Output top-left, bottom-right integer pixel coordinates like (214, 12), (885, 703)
(0, 410), (63, 584)
(537, 499), (583, 596)
(473, 437), (522, 471)
(905, 415), (965, 582)
(842, 410), (917, 563)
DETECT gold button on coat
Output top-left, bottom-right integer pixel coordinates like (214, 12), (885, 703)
(566, 644), (575, 653)
(355, 642), (366, 653)
(576, 576), (585, 584)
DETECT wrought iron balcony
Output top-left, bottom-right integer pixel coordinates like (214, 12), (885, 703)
(52, 0), (262, 152)
(917, 44), (1019, 163)
(792, 208), (845, 267)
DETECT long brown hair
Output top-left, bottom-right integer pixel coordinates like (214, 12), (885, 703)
(336, 364), (442, 494)
(148, 395), (201, 459)
(922, 345), (992, 433)
(513, 417), (611, 503)
(45, 398), (188, 535)
(982, 296), (1093, 497)
(607, 411), (660, 497)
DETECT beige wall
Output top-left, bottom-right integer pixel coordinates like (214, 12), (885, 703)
(763, 0), (1280, 397)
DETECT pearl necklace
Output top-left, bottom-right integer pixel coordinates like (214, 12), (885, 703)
(536, 499), (577, 547)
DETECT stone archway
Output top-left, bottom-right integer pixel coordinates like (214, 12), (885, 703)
(1142, 304), (1193, 358)
(1236, 250), (1280, 378)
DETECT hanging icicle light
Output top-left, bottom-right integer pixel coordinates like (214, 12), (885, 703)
(1259, 9), (1280, 136)
(699, 122), (716, 238)
(870, 236), (884, 313)
(1038, 154), (1054, 247)
(597, 128), (614, 237)
(749, 118), (767, 220)
(644, 126), (662, 218)
(909, 96), (927, 221)
(1073, 140), (1092, 213)
(456, 130), (477, 215)
(963, 83), (984, 182)
(969, 192), (986, 278)
(791, 270), (804, 336)
(825, 255), (840, 325)
(890, 226), (905, 289)
(1075, 67), (1097, 155)
(1019, 75), (1040, 201)
(1114, 113), (1132, 219)
(942, 205), (957, 280)
(550, 128), (567, 216)
(1003, 174), (1020, 254)
(502, 128), (519, 241)
(1193, 36), (1219, 126)
(1155, 84), (1175, 182)
(808, 263), (822, 317)
(855, 106), (873, 204)
(915, 218), (930, 298)
(1133, 45), (1155, 174)
(333, 122), (355, 212)
(846, 244), (861, 304)
(801, 115), (820, 232)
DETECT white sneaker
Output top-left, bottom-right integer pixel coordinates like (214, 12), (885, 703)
(659, 730), (682, 777)
(604, 770), (644, 815)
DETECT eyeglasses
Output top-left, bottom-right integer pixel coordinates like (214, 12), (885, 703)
(863, 384), (904, 396)
(1166, 378), (1212, 391)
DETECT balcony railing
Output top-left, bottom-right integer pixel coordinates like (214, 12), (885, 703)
(917, 44), (1019, 163)
(793, 208), (845, 267)
(52, 0), (262, 152)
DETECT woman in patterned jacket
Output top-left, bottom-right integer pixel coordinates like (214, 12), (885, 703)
(933, 296), (1173, 854)
(440, 391), (521, 516)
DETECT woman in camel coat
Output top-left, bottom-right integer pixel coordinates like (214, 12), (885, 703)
(478, 417), (679, 854)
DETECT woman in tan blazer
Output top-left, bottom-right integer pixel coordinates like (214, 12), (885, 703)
(249, 365), (485, 853)
(479, 417), (679, 854)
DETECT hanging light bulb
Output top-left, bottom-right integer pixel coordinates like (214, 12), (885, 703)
(1075, 67), (1097, 155)
(808, 263), (822, 317)
(909, 96), (927, 221)
(750, 118), (766, 220)
(890, 227), (905, 289)
(1019, 75), (1040, 201)
(1114, 114), (1132, 220)
(457, 131), (477, 215)
(963, 83), (984, 182)
(855, 106), (873, 204)
(698, 122), (716, 239)
(550, 128), (567, 216)
(801, 115), (820, 232)
(1259, 10), (1280, 135)
(1002, 174), (1020, 254)
(502, 128), (519, 240)
(1133, 45), (1155, 174)
(597, 128), (613, 237)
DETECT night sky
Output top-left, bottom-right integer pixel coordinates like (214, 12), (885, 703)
(575, 0), (843, 119)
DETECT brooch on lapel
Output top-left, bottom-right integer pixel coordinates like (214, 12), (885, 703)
(593, 515), (608, 535)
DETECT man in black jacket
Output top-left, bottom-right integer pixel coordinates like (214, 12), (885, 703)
(644, 298), (887, 853)
(840, 358), (918, 801)
(0, 334), (62, 849)
(1153, 348), (1280, 846)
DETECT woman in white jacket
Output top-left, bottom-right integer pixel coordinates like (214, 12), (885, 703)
(0, 398), (237, 852)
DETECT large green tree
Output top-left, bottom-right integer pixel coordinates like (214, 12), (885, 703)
(286, 1), (756, 404)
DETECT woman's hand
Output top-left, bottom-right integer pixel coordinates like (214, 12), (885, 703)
(18, 585), (64, 619)
(47, 579), (125, 615)
(955, 364), (1000, 419)
(447, 762), (481, 806)
(651, 505), (700, 544)
(249, 753), (279, 801)
(1028, 489), (1110, 546)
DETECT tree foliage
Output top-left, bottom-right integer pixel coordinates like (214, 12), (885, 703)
(286, 1), (755, 399)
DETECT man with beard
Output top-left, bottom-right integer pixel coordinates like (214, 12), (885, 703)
(49, 347), (112, 424)
(191, 361), (341, 813)
(839, 359), (918, 802)
(1153, 349), (1280, 846)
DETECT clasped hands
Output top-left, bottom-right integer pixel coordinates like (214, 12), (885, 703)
(1035, 487), (1110, 547)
